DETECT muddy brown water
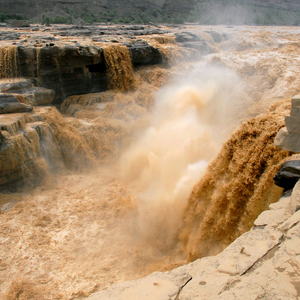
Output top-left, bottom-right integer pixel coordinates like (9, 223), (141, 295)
(1, 26), (300, 299)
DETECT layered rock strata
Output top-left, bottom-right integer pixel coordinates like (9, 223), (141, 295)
(0, 25), (214, 104)
(0, 111), (47, 191)
(0, 78), (55, 114)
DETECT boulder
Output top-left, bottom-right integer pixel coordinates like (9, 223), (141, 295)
(127, 43), (162, 66)
(59, 30), (93, 37)
(0, 94), (22, 103)
(205, 31), (223, 43)
(122, 25), (144, 30)
(205, 31), (228, 43)
(26, 87), (55, 106)
(175, 32), (200, 43)
(0, 102), (33, 114)
(0, 78), (32, 93)
(274, 127), (300, 152)
(275, 128), (288, 146)
(290, 107), (300, 118)
(139, 29), (167, 35)
(274, 160), (300, 191)
(285, 115), (300, 134)
(0, 79), (55, 108)
(179, 41), (214, 55)
(0, 32), (21, 40)
(291, 94), (300, 108)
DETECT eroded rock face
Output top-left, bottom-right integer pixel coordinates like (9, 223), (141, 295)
(16, 39), (166, 103)
(275, 95), (300, 152)
(0, 78), (55, 114)
(0, 113), (46, 191)
(0, 94), (33, 114)
(127, 42), (162, 66)
(17, 42), (107, 103)
(0, 25), (215, 104)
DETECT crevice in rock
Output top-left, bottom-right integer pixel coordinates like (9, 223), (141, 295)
(86, 62), (107, 73)
(218, 278), (242, 295)
(240, 236), (284, 276)
(173, 275), (192, 300)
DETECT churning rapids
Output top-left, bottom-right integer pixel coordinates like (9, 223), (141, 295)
(1, 25), (300, 299)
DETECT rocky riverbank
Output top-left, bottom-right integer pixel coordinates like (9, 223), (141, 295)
(86, 178), (300, 300)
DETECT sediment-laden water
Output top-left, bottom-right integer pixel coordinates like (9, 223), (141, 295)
(1, 26), (299, 299)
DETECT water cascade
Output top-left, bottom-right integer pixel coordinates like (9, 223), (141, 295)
(0, 46), (19, 78)
(102, 44), (135, 91)
(180, 100), (292, 261)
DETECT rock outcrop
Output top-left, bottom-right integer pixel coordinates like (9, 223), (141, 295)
(275, 95), (300, 152)
(87, 180), (300, 300)
(0, 94), (33, 114)
(0, 78), (55, 114)
(0, 112), (47, 191)
(0, 31), (20, 40)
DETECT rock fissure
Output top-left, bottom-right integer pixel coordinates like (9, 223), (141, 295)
(239, 237), (283, 276)
(173, 275), (192, 300)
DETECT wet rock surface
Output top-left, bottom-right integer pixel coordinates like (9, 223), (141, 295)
(0, 24), (215, 103)
(0, 79), (55, 114)
(274, 160), (300, 191)
(0, 112), (45, 191)
(0, 31), (20, 40)
(127, 42), (162, 66)
(0, 95), (33, 114)
(175, 31), (201, 43)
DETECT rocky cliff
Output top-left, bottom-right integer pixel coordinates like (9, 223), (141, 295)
(0, 25), (213, 104)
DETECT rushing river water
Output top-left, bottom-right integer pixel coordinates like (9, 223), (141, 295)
(1, 25), (300, 299)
